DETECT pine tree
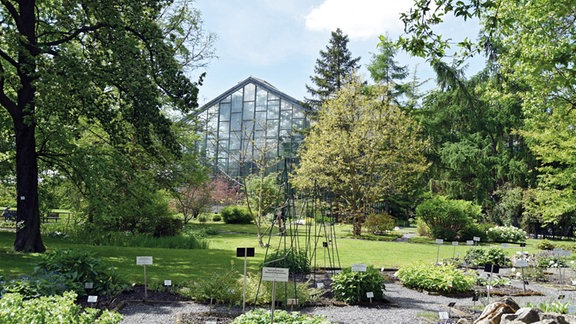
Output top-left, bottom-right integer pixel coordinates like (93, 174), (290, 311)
(367, 35), (409, 105)
(305, 28), (361, 114)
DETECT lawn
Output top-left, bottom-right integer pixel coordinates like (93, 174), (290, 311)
(0, 223), (551, 286)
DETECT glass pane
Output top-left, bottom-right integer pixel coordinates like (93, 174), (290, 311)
(268, 101), (279, 119)
(267, 120), (278, 138)
(293, 107), (305, 119)
(221, 95), (231, 103)
(208, 104), (219, 114)
(255, 112), (266, 130)
(243, 101), (255, 120)
(217, 139), (229, 152)
(229, 132), (241, 150)
(244, 83), (256, 101)
(281, 101), (292, 112)
(220, 103), (231, 121)
(243, 120), (254, 135)
(280, 111), (291, 129)
(218, 121), (229, 137)
(231, 113), (242, 131)
(256, 87), (267, 106)
(232, 90), (243, 112)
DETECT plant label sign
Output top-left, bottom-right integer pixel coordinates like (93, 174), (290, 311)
(435, 239), (444, 244)
(351, 264), (367, 272)
(136, 256), (153, 265)
(87, 295), (98, 303)
(287, 298), (299, 305)
(366, 292), (374, 298)
(515, 260), (529, 268)
(473, 236), (481, 242)
(438, 311), (449, 320)
(236, 247), (255, 257)
(262, 267), (289, 282)
(452, 241), (458, 246)
(84, 282), (93, 289)
(466, 240), (474, 245)
(164, 280), (172, 287)
(317, 282), (325, 289)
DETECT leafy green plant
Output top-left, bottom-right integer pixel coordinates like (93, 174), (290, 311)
(331, 266), (386, 304)
(34, 249), (127, 297)
(221, 206), (253, 224)
(396, 263), (476, 293)
(536, 239), (556, 250)
(363, 213), (395, 234)
(183, 269), (242, 305)
(416, 195), (482, 240)
(244, 273), (321, 306)
(232, 309), (330, 324)
(527, 300), (572, 314)
(212, 214), (222, 222)
(536, 251), (568, 268)
(263, 249), (310, 274)
(486, 226), (526, 243)
(0, 291), (122, 323)
(464, 247), (510, 267)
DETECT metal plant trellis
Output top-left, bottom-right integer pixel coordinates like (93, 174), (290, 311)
(255, 159), (341, 304)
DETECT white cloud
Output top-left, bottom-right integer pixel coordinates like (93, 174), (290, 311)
(305, 0), (414, 40)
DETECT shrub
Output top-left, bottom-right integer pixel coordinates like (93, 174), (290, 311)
(416, 195), (482, 240)
(34, 249), (127, 297)
(395, 263), (476, 293)
(152, 216), (182, 237)
(537, 239), (556, 250)
(221, 206), (253, 224)
(232, 309), (330, 324)
(197, 215), (208, 223)
(0, 291), (122, 324)
(212, 214), (222, 222)
(364, 213), (395, 234)
(263, 249), (310, 274)
(486, 225), (526, 243)
(536, 250), (568, 268)
(331, 266), (386, 304)
(464, 247), (510, 267)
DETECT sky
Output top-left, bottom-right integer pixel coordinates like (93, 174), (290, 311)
(194, 0), (481, 105)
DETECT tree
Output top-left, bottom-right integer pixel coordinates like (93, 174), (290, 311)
(0, 1), (213, 252)
(367, 35), (411, 106)
(398, 0), (576, 228)
(304, 28), (361, 114)
(292, 75), (429, 236)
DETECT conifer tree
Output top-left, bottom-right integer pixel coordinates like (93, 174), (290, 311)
(305, 28), (361, 114)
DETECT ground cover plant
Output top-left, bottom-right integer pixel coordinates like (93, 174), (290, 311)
(0, 291), (122, 324)
(232, 308), (331, 324)
(395, 263), (476, 294)
(464, 247), (511, 267)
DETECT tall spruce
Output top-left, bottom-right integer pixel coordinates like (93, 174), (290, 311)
(305, 28), (361, 114)
(368, 35), (411, 106)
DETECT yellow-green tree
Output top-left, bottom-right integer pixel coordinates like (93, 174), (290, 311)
(291, 75), (429, 235)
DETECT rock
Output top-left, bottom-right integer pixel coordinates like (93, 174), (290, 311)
(474, 297), (520, 324)
(514, 307), (542, 323)
(540, 313), (571, 324)
(456, 318), (470, 324)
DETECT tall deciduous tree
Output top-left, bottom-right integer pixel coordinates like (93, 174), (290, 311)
(0, 1), (213, 252)
(304, 28), (360, 114)
(292, 75), (428, 235)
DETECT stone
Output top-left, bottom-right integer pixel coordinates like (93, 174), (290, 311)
(514, 307), (542, 323)
(456, 318), (470, 324)
(474, 298), (520, 324)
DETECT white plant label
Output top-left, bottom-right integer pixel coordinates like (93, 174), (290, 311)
(262, 267), (289, 282)
(351, 264), (367, 272)
(87, 295), (98, 303)
(436, 239), (444, 244)
(136, 256), (153, 265)
(366, 292), (374, 298)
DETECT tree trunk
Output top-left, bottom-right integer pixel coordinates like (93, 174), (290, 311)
(13, 118), (45, 252)
(12, 0), (45, 252)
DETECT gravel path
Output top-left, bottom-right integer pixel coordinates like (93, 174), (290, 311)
(120, 279), (576, 324)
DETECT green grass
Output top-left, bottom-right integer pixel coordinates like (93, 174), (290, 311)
(0, 224), (557, 287)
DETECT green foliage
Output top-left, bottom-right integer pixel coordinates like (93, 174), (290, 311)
(184, 269), (242, 305)
(245, 173), (282, 217)
(536, 251), (568, 269)
(416, 195), (482, 240)
(536, 239), (556, 251)
(232, 309), (330, 324)
(221, 206), (253, 224)
(0, 291), (122, 324)
(197, 215), (208, 223)
(244, 274), (321, 306)
(293, 74), (428, 236)
(212, 215), (222, 222)
(486, 226), (526, 243)
(331, 266), (386, 304)
(1, 272), (80, 299)
(34, 249), (127, 297)
(464, 247), (510, 267)
(364, 213), (395, 234)
(152, 217), (183, 237)
(527, 301), (571, 315)
(395, 263), (476, 294)
(263, 249), (310, 274)
(305, 28), (361, 113)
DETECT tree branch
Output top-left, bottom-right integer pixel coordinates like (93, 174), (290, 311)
(39, 22), (109, 47)
(0, 61), (17, 115)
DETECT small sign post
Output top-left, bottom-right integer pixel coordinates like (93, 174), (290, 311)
(452, 241), (458, 259)
(136, 256), (153, 298)
(436, 239), (444, 264)
(484, 264), (500, 303)
(366, 291), (374, 303)
(515, 259), (529, 292)
(87, 295), (98, 307)
(262, 267), (289, 324)
(237, 247), (255, 313)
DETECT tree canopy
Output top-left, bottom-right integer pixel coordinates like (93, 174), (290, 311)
(292, 75), (428, 235)
(0, 0), (213, 251)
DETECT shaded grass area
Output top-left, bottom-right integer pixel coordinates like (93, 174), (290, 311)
(0, 224), (554, 286)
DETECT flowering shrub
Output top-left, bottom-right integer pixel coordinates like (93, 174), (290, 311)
(486, 225), (526, 243)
